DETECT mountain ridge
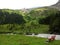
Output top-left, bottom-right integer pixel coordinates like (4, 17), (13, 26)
(48, 0), (60, 10)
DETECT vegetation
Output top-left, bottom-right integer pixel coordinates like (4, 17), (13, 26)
(0, 34), (60, 45)
(0, 7), (60, 34)
(49, 11), (60, 34)
(0, 8), (49, 34)
(0, 9), (25, 24)
(0, 7), (60, 45)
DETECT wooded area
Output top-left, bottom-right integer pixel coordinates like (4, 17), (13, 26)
(0, 8), (60, 34)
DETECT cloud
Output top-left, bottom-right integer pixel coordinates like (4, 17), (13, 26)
(0, 0), (59, 9)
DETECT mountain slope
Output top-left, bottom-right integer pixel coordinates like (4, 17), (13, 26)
(49, 0), (60, 10)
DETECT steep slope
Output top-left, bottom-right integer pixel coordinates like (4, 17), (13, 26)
(49, 0), (60, 10)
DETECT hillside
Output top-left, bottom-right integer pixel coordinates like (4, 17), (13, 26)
(0, 7), (60, 34)
(48, 0), (60, 10)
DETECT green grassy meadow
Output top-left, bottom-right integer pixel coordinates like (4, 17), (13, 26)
(0, 34), (60, 45)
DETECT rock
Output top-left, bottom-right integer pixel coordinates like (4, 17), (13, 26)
(49, 0), (60, 10)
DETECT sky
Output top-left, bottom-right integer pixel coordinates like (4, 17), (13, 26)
(0, 0), (59, 9)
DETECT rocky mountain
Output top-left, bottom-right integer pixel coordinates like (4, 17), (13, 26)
(22, 0), (60, 12)
(49, 0), (60, 10)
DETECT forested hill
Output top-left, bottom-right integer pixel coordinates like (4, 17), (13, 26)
(0, 8), (60, 34)
(0, 9), (26, 24)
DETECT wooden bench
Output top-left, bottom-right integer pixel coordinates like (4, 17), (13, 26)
(48, 35), (56, 42)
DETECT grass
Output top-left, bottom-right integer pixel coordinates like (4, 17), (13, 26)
(0, 34), (60, 45)
(0, 24), (49, 34)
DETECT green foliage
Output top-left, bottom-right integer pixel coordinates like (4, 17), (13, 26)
(38, 8), (59, 25)
(0, 8), (60, 34)
(49, 11), (60, 34)
(0, 9), (26, 24)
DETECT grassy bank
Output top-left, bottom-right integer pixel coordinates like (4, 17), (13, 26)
(0, 24), (49, 34)
(0, 34), (60, 45)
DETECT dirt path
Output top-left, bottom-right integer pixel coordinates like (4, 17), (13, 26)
(26, 34), (60, 40)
